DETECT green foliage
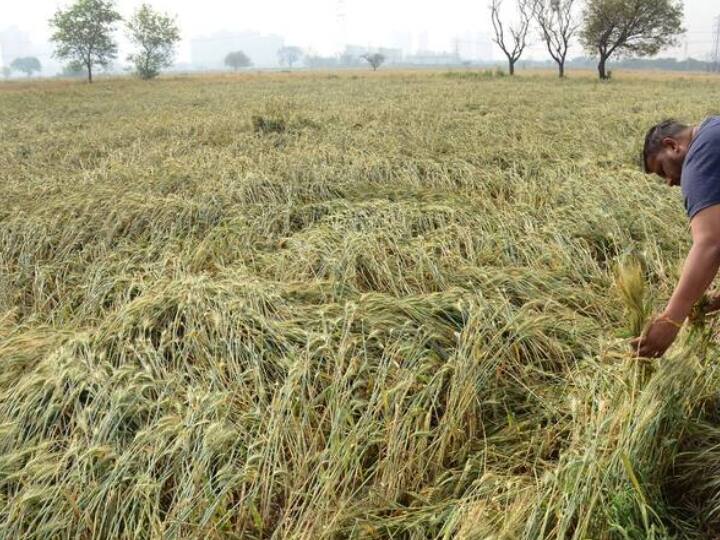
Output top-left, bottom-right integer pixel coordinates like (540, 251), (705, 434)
(580, 0), (685, 79)
(444, 68), (507, 79)
(60, 62), (87, 78)
(224, 50), (252, 70)
(10, 57), (41, 77)
(2, 71), (720, 539)
(49, 0), (122, 83)
(126, 3), (180, 80)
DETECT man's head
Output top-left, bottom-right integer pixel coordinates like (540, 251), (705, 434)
(643, 119), (692, 187)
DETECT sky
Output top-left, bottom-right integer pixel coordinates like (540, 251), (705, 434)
(1, 0), (717, 68)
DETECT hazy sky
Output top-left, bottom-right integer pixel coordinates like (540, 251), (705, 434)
(2, 0), (717, 64)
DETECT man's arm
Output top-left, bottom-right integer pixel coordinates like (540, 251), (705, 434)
(632, 204), (720, 358)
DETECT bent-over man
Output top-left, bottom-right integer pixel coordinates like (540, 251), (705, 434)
(634, 117), (720, 357)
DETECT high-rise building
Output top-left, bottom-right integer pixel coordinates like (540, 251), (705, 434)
(418, 31), (430, 53)
(336, 0), (348, 52)
(712, 15), (720, 72)
(455, 32), (493, 61)
(391, 32), (414, 56)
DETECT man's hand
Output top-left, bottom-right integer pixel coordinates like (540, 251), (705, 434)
(634, 205), (720, 358)
(630, 314), (681, 358)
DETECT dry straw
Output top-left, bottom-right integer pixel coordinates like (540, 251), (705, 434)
(2, 71), (720, 539)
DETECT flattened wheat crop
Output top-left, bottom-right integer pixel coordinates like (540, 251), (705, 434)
(3, 70), (720, 539)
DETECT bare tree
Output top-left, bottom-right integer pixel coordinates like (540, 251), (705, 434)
(490, 0), (537, 76)
(536, 0), (579, 78)
(361, 53), (386, 71)
(278, 46), (303, 68)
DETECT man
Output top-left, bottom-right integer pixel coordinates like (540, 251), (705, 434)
(634, 117), (720, 357)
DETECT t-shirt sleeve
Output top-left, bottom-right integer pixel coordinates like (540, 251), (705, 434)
(683, 122), (720, 219)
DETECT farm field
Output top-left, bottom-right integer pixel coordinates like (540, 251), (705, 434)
(2, 69), (720, 538)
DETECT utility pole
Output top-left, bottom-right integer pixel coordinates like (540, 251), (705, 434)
(336, 0), (347, 55)
(712, 15), (720, 73)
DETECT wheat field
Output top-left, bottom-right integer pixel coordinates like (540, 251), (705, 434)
(2, 70), (720, 539)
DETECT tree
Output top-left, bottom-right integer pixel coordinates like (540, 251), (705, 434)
(50, 0), (122, 83)
(126, 4), (180, 80)
(361, 53), (386, 71)
(536, 0), (579, 78)
(490, 0), (538, 76)
(10, 57), (42, 77)
(61, 62), (86, 78)
(278, 46), (303, 68)
(580, 0), (685, 80)
(225, 51), (252, 71)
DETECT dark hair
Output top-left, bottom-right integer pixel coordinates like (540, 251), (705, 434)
(642, 119), (688, 173)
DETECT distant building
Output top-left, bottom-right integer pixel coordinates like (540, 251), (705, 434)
(405, 51), (462, 66)
(455, 33), (493, 62)
(190, 31), (284, 70)
(304, 55), (340, 68)
(391, 32), (414, 55)
(418, 31), (430, 53)
(343, 45), (368, 60)
(377, 48), (403, 64)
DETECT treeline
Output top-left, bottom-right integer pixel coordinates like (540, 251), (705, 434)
(223, 48), (387, 72)
(568, 56), (715, 73)
(490, 0), (685, 79)
(1, 0), (701, 83)
(499, 56), (716, 73)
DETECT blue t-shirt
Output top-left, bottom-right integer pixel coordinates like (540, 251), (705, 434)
(682, 116), (720, 219)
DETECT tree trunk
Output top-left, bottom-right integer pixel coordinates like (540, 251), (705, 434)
(87, 62), (93, 84)
(598, 55), (608, 80)
(558, 62), (565, 78)
(509, 59), (515, 76)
